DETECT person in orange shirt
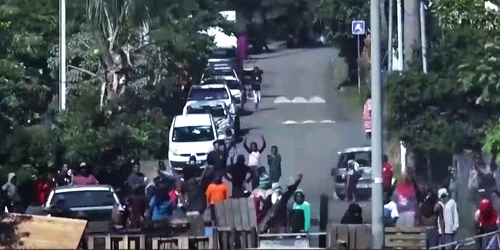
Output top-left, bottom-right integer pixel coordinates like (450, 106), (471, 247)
(205, 174), (229, 205)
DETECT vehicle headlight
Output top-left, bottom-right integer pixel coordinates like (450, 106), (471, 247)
(170, 149), (180, 156)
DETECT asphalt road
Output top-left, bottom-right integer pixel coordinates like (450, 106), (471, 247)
(233, 46), (370, 229)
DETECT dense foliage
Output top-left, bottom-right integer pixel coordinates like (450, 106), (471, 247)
(385, 0), (500, 159)
(0, 0), (227, 171)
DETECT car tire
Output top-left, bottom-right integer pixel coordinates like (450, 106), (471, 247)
(234, 116), (241, 136)
(336, 191), (346, 201)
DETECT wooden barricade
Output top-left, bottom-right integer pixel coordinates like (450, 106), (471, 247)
(0, 213), (87, 249)
(151, 236), (213, 249)
(214, 198), (257, 230)
(385, 227), (427, 249)
(214, 227), (258, 249)
(87, 234), (146, 250)
(86, 234), (213, 250)
(327, 224), (372, 249)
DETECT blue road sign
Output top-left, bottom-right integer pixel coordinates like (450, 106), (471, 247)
(351, 20), (365, 35)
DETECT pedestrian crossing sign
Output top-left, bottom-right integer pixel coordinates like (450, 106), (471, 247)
(351, 20), (365, 35)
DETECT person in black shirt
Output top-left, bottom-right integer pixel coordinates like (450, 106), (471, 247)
(251, 67), (263, 110)
(55, 164), (71, 187)
(226, 155), (254, 198)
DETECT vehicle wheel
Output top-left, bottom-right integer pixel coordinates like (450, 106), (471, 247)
(234, 116), (241, 136)
(336, 191), (345, 201)
(234, 116), (241, 135)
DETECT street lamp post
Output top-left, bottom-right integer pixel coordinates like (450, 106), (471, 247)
(59, 0), (67, 111)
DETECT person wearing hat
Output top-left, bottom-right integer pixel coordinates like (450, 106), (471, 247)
(72, 162), (98, 185)
(438, 188), (459, 248)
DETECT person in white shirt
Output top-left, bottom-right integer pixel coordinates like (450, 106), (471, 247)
(383, 191), (399, 226)
(438, 188), (459, 249)
(243, 135), (267, 189)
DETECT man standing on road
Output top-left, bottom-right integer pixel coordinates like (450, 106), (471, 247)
(345, 159), (360, 202)
(250, 67), (263, 111)
(226, 155), (254, 198)
(267, 146), (282, 183)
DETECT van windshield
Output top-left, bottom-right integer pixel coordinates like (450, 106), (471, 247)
(211, 48), (237, 59)
(172, 126), (215, 142)
(188, 88), (229, 101)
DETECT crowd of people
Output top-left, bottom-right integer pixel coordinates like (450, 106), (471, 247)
(0, 133), (313, 234)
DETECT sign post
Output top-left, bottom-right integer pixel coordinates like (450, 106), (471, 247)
(351, 20), (366, 94)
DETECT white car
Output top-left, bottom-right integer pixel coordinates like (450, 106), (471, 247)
(44, 185), (121, 233)
(200, 76), (243, 108)
(183, 100), (235, 140)
(201, 66), (240, 83)
(187, 84), (238, 117)
(168, 114), (222, 170)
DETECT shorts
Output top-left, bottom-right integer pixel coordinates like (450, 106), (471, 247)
(253, 90), (261, 103)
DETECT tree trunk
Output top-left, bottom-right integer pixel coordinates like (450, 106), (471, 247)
(403, 0), (420, 65)
(380, 0), (388, 48)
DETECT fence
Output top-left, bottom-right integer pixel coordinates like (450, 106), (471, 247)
(430, 229), (500, 250)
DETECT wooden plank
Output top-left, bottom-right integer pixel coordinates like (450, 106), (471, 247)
(386, 240), (426, 248)
(231, 199), (242, 230)
(385, 227), (427, 233)
(215, 202), (226, 227)
(178, 237), (189, 249)
(239, 198), (251, 230)
(386, 233), (426, 240)
(353, 224), (372, 249)
(105, 235), (111, 250)
(336, 225), (350, 249)
(249, 227), (258, 248)
(246, 198), (257, 228)
(223, 200), (234, 228)
(0, 213), (88, 249)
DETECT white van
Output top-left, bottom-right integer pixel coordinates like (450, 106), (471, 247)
(168, 114), (222, 170)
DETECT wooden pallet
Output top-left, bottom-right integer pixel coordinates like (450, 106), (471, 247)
(385, 227), (427, 249)
(87, 234), (146, 250)
(214, 198), (257, 230)
(215, 227), (258, 250)
(151, 236), (213, 249)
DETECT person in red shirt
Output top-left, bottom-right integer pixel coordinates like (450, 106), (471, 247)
(475, 199), (500, 248)
(382, 155), (394, 194)
(34, 172), (55, 206)
(72, 163), (99, 185)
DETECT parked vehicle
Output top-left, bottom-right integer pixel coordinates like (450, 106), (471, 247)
(200, 76), (243, 108)
(187, 84), (240, 132)
(331, 146), (372, 200)
(168, 114), (222, 171)
(182, 100), (236, 140)
(44, 185), (121, 233)
(201, 66), (240, 83)
(208, 46), (241, 76)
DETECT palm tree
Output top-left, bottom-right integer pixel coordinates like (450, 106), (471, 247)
(85, 0), (168, 107)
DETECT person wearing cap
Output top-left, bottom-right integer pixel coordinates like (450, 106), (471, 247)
(72, 162), (98, 185)
(437, 188), (459, 248)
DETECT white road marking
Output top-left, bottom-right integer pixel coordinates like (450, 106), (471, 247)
(308, 96), (326, 103)
(302, 120), (316, 124)
(320, 120), (336, 123)
(273, 96), (326, 104)
(282, 120), (336, 124)
(273, 96), (291, 103)
(291, 97), (308, 103)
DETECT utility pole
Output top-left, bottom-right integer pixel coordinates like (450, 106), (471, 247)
(420, 1), (428, 73)
(396, 0), (403, 70)
(388, 0), (393, 70)
(370, 0), (384, 247)
(59, 0), (67, 111)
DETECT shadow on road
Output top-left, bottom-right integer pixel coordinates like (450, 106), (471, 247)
(239, 109), (254, 117)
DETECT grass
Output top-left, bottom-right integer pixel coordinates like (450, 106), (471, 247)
(330, 55), (368, 120)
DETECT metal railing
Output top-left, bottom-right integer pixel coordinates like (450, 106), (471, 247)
(429, 229), (500, 250)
